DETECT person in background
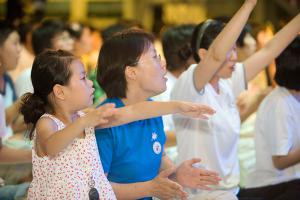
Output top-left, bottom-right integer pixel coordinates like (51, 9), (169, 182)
(241, 35), (300, 200)
(153, 24), (196, 147)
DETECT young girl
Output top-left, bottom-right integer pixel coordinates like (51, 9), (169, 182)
(20, 49), (215, 199)
(171, 0), (300, 199)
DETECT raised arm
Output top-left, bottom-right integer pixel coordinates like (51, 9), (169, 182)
(244, 12), (300, 82)
(193, 0), (257, 91)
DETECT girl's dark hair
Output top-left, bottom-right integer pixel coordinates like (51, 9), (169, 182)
(0, 20), (17, 46)
(97, 29), (154, 98)
(191, 20), (224, 63)
(162, 24), (195, 71)
(20, 50), (76, 139)
(274, 36), (300, 91)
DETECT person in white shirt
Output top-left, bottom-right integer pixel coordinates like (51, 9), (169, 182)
(153, 24), (196, 146)
(171, 1), (300, 199)
(241, 36), (300, 200)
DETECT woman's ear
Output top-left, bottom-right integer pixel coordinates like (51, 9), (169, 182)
(198, 48), (207, 61)
(125, 66), (137, 81)
(52, 84), (65, 100)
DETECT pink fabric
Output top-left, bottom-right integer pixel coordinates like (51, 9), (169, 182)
(0, 95), (6, 138)
(28, 113), (116, 200)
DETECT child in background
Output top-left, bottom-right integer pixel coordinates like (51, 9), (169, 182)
(21, 49), (215, 199)
(242, 36), (300, 200)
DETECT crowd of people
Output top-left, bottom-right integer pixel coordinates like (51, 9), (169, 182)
(0, 0), (300, 199)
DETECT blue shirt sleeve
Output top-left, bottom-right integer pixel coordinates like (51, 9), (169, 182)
(95, 127), (114, 173)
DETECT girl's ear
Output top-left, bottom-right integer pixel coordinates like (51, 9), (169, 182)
(198, 48), (207, 61)
(52, 84), (65, 100)
(125, 66), (137, 81)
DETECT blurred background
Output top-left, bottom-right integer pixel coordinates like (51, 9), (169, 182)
(0, 0), (300, 35)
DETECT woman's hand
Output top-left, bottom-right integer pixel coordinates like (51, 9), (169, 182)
(178, 102), (215, 119)
(150, 167), (188, 200)
(176, 158), (221, 190)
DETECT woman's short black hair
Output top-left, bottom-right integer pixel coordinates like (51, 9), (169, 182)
(274, 36), (300, 91)
(32, 19), (66, 55)
(0, 20), (17, 46)
(97, 29), (154, 98)
(162, 24), (195, 71)
(191, 20), (224, 63)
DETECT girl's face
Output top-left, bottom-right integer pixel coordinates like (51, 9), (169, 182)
(216, 45), (238, 79)
(64, 59), (94, 110)
(133, 44), (167, 97)
(52, 31), (74, 52)
(0, 31), (21, 71)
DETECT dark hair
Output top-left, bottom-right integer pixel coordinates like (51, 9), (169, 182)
(101, 19), (143, 42)
(32, 19), (66, 55)
(97, 29), (154, 98)
(274, 36), (300, 91)
(68, 22), (87, 40)
(162, 24), (195, 71)
(20, 50), (75, 138)
(0, 20), (17, 46)
(191, 20), (224, 63)
(237, 24), (252, 48)
(18, 22), (35, 44)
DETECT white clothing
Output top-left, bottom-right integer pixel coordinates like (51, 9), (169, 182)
(0, 95), (6, 138)
(15, 68), (33, 98)
(28, 113), (116, 200)
(153, 71), (177, 132)
(189, 189), (238, 200)
(8, 45), (34, 81)
(246, 86), (300, 188)
(171, 63), (246, 194)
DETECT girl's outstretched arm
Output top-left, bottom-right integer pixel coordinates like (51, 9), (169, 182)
(193, 0), (257, 91)
(35, 104), (116, 157)
(244, 12), (300, 82)
(101, 101), (215, 128)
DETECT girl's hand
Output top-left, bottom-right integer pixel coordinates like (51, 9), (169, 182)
(83, 103), (117, 127)
(178, 102), (215, 119)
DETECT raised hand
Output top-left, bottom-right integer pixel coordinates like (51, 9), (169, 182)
(178, 102), (215, 119)
(245, 0), (257, 6)
(83, 103), (117, 127)
(150, 167), (188, 200)
(176, 158), (221, 190)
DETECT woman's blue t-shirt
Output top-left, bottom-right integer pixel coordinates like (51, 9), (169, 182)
(95, 98), (166, 200)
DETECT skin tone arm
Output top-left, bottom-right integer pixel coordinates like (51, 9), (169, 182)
(5, 98), (27, 133)
(237, 87), (272, 122)
(110, 155), (188, 200)
(0, 138), (31, 164)
(37, 101), (214, 157)
(101, 100), (215, 128)
(193, 0), (257, 91)
(5, 98), (21, 125)
(272, 148), (300, 170)
(244, 12), (300, 82)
